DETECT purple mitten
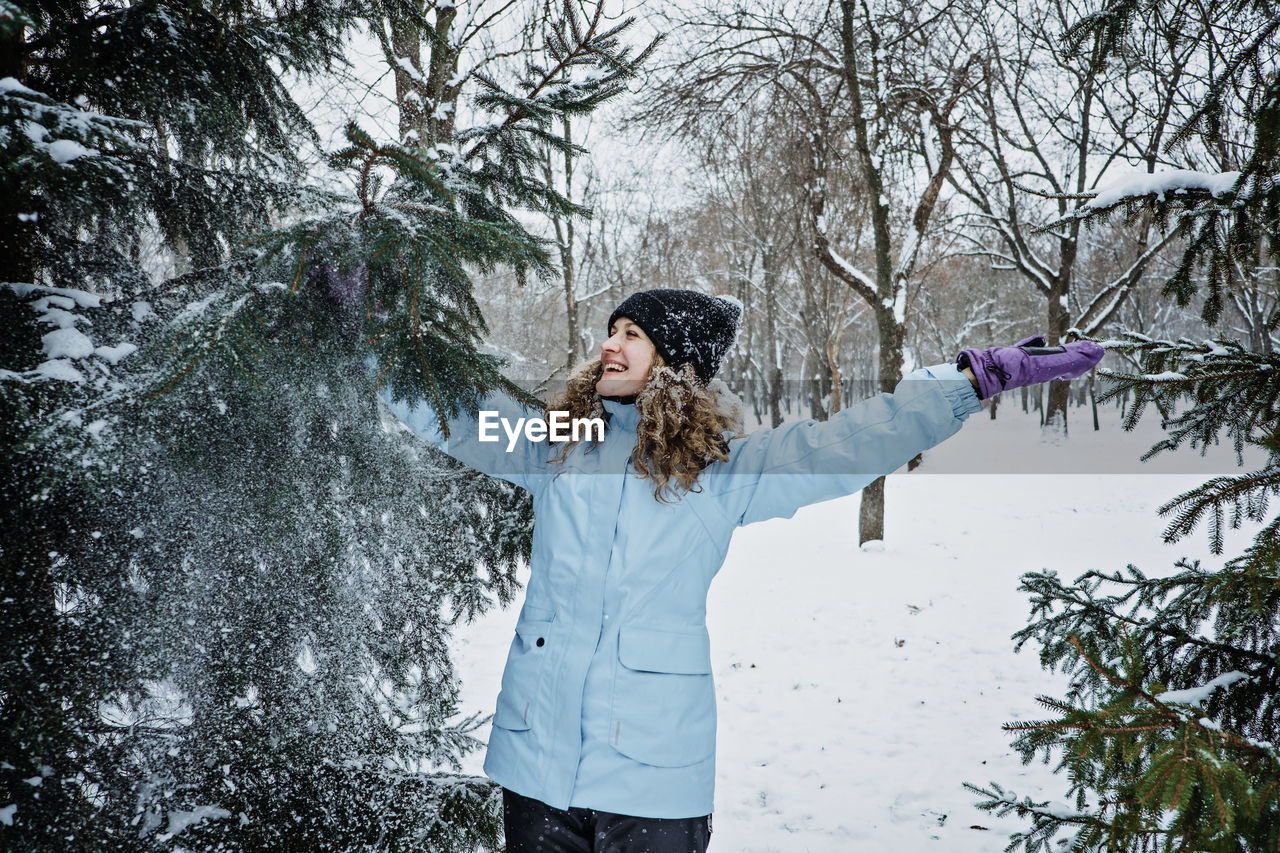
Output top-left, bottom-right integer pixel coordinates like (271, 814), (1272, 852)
(957, 335), (1105, 400)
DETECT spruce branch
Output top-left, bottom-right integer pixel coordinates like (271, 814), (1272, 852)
(977, 626), (1278, 849)
(985, 4), (1280, 847)
(1094, 334), (1280, 551)
(1157, 467), (1280, 550)
(459, 0), (660, 172)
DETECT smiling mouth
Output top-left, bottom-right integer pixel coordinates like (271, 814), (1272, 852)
(603, 363), (627, 373)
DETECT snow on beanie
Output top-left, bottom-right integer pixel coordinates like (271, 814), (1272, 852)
(607, 288), (742, 383)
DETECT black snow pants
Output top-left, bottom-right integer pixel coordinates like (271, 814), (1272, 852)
(502, 788), (712, 853)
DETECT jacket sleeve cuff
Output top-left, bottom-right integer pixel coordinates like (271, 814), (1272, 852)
(921, 362), (981, 419)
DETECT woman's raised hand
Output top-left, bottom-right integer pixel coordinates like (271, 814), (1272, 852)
(957, 336), (1105, 400)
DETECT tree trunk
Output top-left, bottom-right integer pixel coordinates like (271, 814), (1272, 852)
(767, 366), (784, 430)
(827, 341), (843, 414)
(1089, 368), (1100, 431)
(763, 251), (784, 428)
(562, 260), (578, 372)
(390, 9), (427, 144)
(1046, 380), (1070, 434)
(860, 477), (885, 543)
(391, 3), (461, 148)
(1044, 276), (1072, 433)
(860, 305), (903, 545)
(424, 5), (460, 145)
(556, 115), (579, 373)
(809, 374), (828, 421)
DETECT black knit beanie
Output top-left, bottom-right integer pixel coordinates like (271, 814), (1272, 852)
(607, 288), (742, 383)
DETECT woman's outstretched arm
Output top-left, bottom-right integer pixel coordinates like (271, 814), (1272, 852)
(714, 363), (981, 526)
(375, 378), (554, 495)
(712, 338), (1102, 526)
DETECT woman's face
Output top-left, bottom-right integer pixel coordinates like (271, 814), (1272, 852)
(596, 317), (655, 397)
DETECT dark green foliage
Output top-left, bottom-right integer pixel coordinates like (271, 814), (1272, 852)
(969, 547), (1280, 850)
(970, 4), (1280, 849)
(969, 341), (1280, 852)
(3, 0), (650, 850)
(248, 122), (547, 427)
(1099, 334), (1280, 550)
(3, 277), (524, 850)
(100, 285), (520, 850)
(4, 0), (350, 285)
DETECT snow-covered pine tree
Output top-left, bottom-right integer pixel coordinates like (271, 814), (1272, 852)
(3, 2), (363, 848)
(2, 1), (653, 850)
(967, 2), (1279, 850)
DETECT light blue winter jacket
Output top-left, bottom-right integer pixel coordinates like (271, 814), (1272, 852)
(381, 364), (980, 819)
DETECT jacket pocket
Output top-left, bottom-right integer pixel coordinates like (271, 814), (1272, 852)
(610, 626), (715, 767)
(493, 608), (556, 732)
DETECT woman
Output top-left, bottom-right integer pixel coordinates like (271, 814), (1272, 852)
(381, 288), (1103, 853)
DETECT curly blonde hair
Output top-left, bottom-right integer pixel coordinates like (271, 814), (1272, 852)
(547, 357), (739, 501)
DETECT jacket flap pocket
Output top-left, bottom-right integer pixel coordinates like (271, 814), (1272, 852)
(514, 618), (554, 643)
(492, 690), (531, 731)
(518, 604), (555, 624)
(618, 626), (712, 675)
(514, 605), (555, 644)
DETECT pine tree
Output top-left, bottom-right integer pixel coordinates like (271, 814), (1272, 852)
(3, 2), (359, 847)
(967, 2), (1280, 850)
(2, 1), (655, 850)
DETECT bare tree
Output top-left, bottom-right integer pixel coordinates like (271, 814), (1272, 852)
(641, 0), (985, 543)
(697, 101), (815, 426)
(809, 0), (982, 540)
(372, 0), (536, 147)
(948, 0), (1191, 431)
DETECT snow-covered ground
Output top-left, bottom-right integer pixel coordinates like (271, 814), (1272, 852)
(450, 403), (1259, 851)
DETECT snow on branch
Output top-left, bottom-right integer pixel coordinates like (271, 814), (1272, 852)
(392, 55), (425, 84)
(1159, 671), (1251, 706)
(827, 246), (876, 293)
(1086, 169), (1242, 209)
